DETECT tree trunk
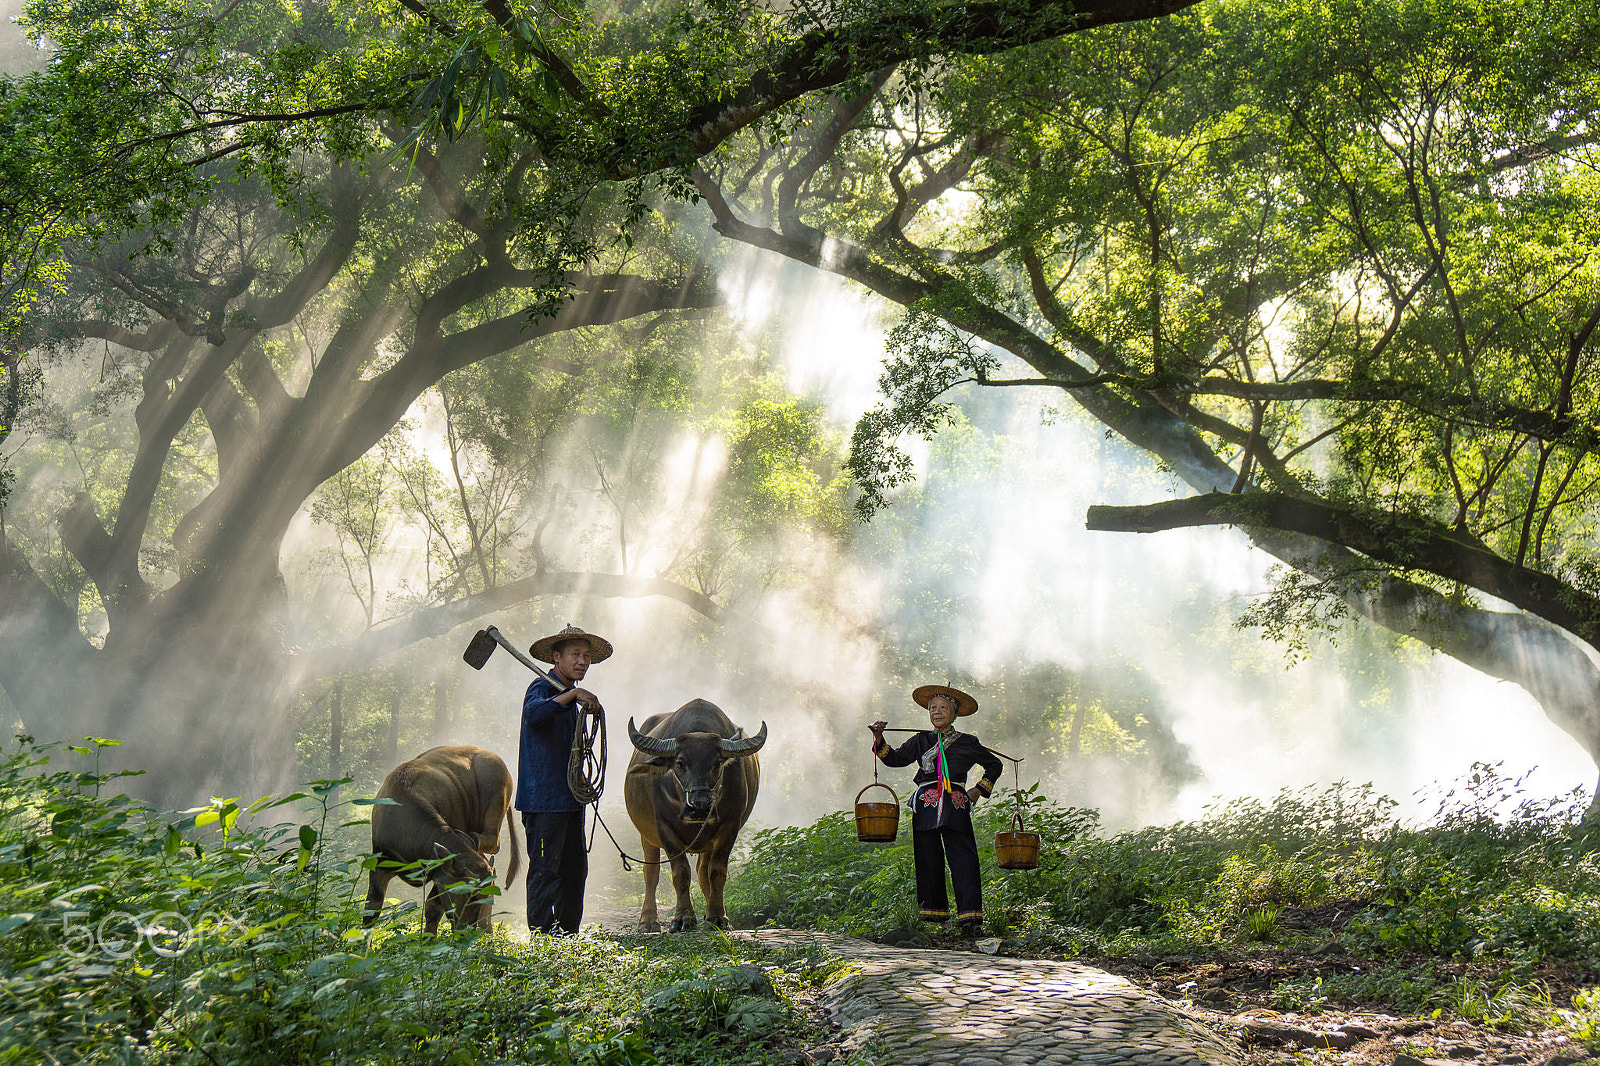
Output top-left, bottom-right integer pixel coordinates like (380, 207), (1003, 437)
(1065, 700), (1087, 802)
(330, 680), (343, 779)
(432, 673), (449, 746)
(386, 678), (402, 767)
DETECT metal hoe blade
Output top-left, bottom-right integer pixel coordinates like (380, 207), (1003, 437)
(460, 625), (566, 692)
(463, 628), (499, 670)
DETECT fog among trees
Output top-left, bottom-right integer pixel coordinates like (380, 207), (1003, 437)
(2, 0), (1597, 814)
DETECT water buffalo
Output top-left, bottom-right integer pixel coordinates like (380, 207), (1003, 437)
(363, 744), (521, 934)
(624, 699), (767, 932)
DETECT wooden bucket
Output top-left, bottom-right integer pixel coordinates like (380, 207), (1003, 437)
(854, 782), (900, 842)
(994, 811), (1040, 870)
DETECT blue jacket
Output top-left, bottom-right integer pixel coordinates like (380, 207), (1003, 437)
(516, 675), (582, 812)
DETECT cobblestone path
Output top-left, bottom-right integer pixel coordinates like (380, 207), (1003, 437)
(741, 930), (1242, 1066)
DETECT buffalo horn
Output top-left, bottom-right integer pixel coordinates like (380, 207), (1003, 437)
(720, 722), (768, 755)
(627, 717), (679, 756)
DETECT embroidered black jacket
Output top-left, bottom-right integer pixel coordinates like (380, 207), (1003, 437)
(873, 730), (1003, 798)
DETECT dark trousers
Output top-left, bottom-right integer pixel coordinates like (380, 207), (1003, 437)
(522, 810), (587, 934)
(912, 823), (983, 924)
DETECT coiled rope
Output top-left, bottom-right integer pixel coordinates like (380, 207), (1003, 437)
(567, 702), (607, 806)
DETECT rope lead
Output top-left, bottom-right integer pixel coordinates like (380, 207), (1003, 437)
(567, 704), (607, 806)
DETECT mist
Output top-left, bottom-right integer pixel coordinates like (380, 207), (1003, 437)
(0, 0), (43, 75)
(5, 35), (1593, 914)
(713, 251), (1598, 826)
(275, 241), (1596, 924)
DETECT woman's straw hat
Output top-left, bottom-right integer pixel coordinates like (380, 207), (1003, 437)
(529, 624), (614, 664)
(912, 684), (978, 717)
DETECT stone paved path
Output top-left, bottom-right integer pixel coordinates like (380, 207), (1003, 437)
(740, 930), (1242, 1066)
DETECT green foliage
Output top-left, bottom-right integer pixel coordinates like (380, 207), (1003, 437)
(725, 788), (1100, 934)
(1557, 987), (1600, 1051)
(0, 736), (828, 1064)
(1241, 905), (1281, 943)
(818, 0), (1600, 689)
(639, 961), (784, 1037)
(1280, 969), (1555, 1032)
(847, 305), (1000, 518)
(724, 392), (849, 540)
(727, 764), (1600, 1032)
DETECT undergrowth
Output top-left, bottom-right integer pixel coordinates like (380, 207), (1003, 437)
(725, 766), (1600, 1040)
(0, 737), (846, 1064)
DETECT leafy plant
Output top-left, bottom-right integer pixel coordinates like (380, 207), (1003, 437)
(1243, 905), (1282, 943)
(0, 736), (829, 1065)
(727, 763), (1600, 1030)
(1557, 987), (1600, 1051)
(641, 963), (784, 1036)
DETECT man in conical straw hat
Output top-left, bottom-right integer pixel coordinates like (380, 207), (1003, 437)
(870, 684), (1002, 934)
(518, 623), (612, 934)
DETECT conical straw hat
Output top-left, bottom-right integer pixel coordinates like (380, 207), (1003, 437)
(529, 624), (614, 664)
(911, 684), (977, 717)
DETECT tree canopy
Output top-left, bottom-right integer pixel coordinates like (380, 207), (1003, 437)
(5, 0), (1600, 798)
(686, 0), (1600, 773)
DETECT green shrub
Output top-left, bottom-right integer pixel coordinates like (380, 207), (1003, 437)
(1451, 977), (1552, 1031)
(0, 737), (827, 1065)
(1242, 904), (1282, 942)
(639, 963), (784, 1036)
(726, 763), (1600, 972)
(724, 788), (1098, 935)
(1557, 987), (1600, 1050)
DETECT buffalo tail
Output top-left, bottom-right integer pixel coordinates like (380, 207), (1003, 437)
(503, 806), (522, 888)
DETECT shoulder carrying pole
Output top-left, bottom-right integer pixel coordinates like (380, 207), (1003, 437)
(877, 726), (1022, 764)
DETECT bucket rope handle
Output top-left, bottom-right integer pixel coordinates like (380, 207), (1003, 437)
(856, 781), (900, 806)
(1008, 750), (1029, 830)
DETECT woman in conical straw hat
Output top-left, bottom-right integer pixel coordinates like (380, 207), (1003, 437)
(870, 684), (1003, 934)
(517, 624), (611, 935)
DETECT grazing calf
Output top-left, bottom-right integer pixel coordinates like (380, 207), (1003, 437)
(364, 745), (520, 934)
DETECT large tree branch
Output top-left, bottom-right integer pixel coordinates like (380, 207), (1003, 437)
(110, 330), (253, 602)
(777, 72), (894, 237)
(408, 140), (495, 243)
(59, 320), (171, 352)
(314, 272), (721, 490)
(67, 178), (365, 593)
(233, 344), (293, 426)
(1481, 131), (1598, 178)
(1195, 377), (1599, 447)
(1087, 491), (1600, 649)
(58, 492), (117, 602)
(875, 130), (1004, 243)
(291, 569), (721, 681)
(198, 374), (259, 481)
(433, 272), (721, 378)
(413, 259), (552, 343)
(162, 271), (721, 621)
(674, 0), (1203, 171)
(248, 171), (366, 330)
(977, 371), (1600, 447)
(698, 168), (1237, 490)
(704, 165), (1600, 769)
